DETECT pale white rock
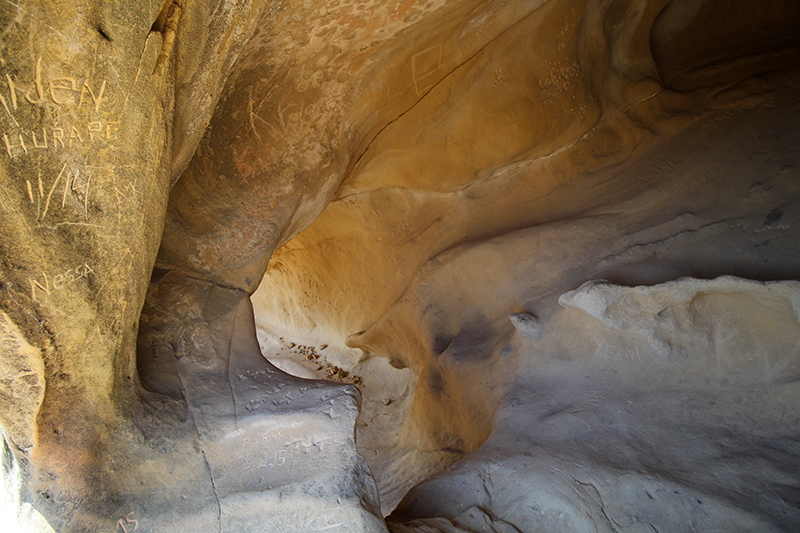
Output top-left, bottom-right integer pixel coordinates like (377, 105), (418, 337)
(509, 312), (542, 340)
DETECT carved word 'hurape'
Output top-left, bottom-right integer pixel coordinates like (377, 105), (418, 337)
(3, 120), (119, 157)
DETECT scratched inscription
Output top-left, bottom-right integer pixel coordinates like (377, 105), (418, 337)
(30, 263), (95, 302)
(0, 57), (129, 229)
(3, 120), (119, 157)
(240, 429), (287, 470)
(237, 429), (346, 472)
(24, 163), (92, 222)
(411, 43), (443, 95)
(272, 508), (349, 532)
(0, 57), (110, 126)
(16, 159), (138, 227)
(114, 512), (137, 533)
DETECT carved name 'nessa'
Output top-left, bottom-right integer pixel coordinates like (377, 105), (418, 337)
(30, 263), (96, 301)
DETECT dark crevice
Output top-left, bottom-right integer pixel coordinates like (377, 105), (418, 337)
(174, 358), (222, 532)
(227, 302), (241, 430)
(201, 449), (223, 533)
(151, 0), (182, 75)
(97, 25), (112, 42)
(150, 0), (175, 33)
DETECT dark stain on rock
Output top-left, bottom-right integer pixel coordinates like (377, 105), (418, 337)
(427, 367), (446, 395)
(431, 333), (453, 355)
(764, 208), (783, 225)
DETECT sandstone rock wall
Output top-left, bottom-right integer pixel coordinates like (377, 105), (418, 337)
(0, 0), (798, 531)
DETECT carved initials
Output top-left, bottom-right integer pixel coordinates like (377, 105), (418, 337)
(115, 512), (138, 533)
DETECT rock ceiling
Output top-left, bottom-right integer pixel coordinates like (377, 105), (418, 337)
(1, 0), (800, 531)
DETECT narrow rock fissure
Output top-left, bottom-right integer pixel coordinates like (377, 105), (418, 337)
(348, 4), (546, 179)
(201, 449), (223, 533)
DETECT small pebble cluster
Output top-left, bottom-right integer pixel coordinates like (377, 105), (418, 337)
(281, 340), (364, 387)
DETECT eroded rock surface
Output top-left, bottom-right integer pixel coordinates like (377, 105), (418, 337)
(0, 0), (798, 531)
(389, 277), (800, 532)
(253, 0), (800, 521)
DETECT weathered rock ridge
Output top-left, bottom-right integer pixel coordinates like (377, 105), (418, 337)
(0, 0), (799, 531)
